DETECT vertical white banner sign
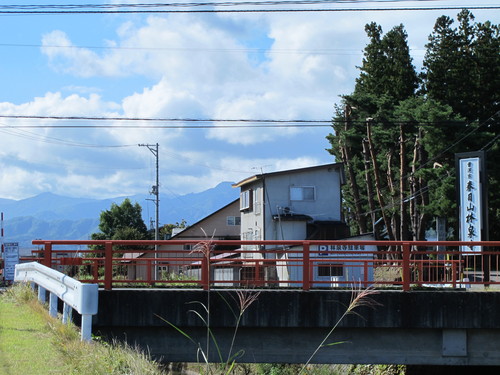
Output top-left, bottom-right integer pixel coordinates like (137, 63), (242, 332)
(4, 242), (19, 281)
(459, 158), (482, 252)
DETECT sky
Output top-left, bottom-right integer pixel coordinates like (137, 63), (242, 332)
(0, 0), (498, 201)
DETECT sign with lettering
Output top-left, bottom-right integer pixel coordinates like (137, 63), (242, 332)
(315, 244), (375, 258)
(4, 242), (19, 281)
(458, 157), (482, 252)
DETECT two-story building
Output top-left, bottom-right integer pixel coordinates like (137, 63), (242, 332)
(232, 163), (352, 285)
(233, 163), (348, 244)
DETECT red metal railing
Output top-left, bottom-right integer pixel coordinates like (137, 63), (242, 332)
(24, 239), (500, 291)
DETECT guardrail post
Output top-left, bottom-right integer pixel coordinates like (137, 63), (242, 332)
(62, 303), (72, 324)
(81, 315), (93, 341)
(104, 241), (113, 290)
(38, 286), (46, 303)
(303, 241), (311, 291)
(402, 242), (411, 291)
(43, 242), (52, 268)
(49, 292), (58, 317)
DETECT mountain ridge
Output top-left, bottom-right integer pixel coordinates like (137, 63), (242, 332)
(0, 182), (239, 250)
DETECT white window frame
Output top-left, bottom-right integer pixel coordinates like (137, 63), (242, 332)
(240, 189), (253, 211)
(290, 186), (316, 201)
(254, 187), (262, 215)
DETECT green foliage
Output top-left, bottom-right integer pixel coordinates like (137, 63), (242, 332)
(88, 198), (150, 261)
(328, 12), (500, 241)
(159, 219), (188, 239)
(92, 198), (148, 241)
(355, 23), (419, 102)
(256, 363), (303, 375)
(422, 10), (500, 122)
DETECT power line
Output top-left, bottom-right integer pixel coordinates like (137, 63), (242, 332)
(0, 1), (440, 8)
(0, 115), (467, 128)
(2, 42), (425, 56)
(0, 2), (497, 14)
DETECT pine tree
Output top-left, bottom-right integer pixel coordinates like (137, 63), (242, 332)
(423, 10), (500, 122)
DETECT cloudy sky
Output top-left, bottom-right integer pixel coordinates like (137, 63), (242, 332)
(0, 1), (497, 201)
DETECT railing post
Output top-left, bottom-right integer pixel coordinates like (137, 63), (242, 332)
(92, 259), (98, 282)
(255, 260), (261, 286)
(147, 258), (152, 285)
(364, 260), (369, 288)
(104, 241), (113, 290)
(452, 261), (457, 288)
(201, 255), (209, 290)
(303, 241), (311, 291)
(43, 242), (52, 268)
(402, 242), (411, 291)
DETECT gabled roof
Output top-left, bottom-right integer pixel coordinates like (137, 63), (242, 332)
(232, 162), (344, 188)
(170, 198), (239, 239)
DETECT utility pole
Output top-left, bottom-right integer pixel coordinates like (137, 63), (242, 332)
(138, 143), (159, 281)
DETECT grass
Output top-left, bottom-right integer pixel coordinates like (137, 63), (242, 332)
(0, 286), (69, 375)
(0, 284), (167, 375)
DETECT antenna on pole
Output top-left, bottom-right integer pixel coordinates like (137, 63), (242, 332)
(139, 143), (160, 281)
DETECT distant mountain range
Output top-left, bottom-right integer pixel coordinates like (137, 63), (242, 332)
(0, 182), (239, 251)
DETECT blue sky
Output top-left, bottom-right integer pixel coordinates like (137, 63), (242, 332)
(0, 1), (498, 200)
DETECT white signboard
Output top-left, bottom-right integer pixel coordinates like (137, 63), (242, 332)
(4, 242), (19, 281)
(316, 244), (376, 258)
(459, 158), (482, 252)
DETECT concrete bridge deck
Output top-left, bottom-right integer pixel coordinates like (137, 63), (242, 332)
(91, 288), (500, 366)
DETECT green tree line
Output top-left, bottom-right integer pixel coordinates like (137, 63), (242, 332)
(327, 10), (500, 242)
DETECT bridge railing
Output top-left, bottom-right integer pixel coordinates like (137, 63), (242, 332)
(25, 239), (500, 291)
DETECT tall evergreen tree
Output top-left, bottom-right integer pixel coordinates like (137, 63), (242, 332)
(328, 22), (463, 243)
(329, 11), (500, 244)
(328, 23), (422, 241)
(423, 10), (500, 240)
(423, 10), (500, 122)
(355, 23), (419, 102)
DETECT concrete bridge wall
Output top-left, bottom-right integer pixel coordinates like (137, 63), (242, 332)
(92, 289), (500, 366)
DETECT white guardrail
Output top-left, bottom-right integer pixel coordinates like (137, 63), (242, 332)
(14, 262), (98, 341)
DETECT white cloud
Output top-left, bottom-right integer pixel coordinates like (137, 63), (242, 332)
(1, 1), (496, 200)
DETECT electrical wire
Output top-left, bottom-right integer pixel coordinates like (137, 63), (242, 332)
(0, 1), (497, 14)
(0, 7), (498, 14)
(0, 115), (467, 128)
(0, 123), (136, 148)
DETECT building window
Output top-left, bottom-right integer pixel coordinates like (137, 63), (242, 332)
(318, 263), (343, 277)
(183, 244), (194, 251)
(290, 186), (315, 201)
(254, 187), (261, 215)
(254, 229), (260, 240)
(227, 216), (241, 226)
(240, 189), (253, 211)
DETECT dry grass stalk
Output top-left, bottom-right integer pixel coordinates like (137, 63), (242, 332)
(299, 286), (380, 374)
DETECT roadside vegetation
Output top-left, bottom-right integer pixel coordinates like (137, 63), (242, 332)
(1, 284), (407, 375)
(0, 284), (166, 375)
